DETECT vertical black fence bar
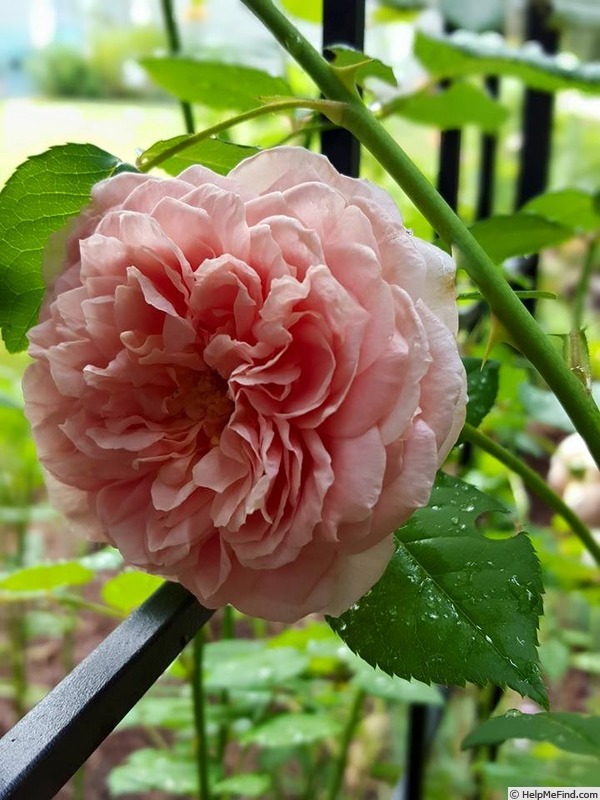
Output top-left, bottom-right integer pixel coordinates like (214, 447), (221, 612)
(0, 582), (214, 800)
(515, 0), (558, 209)
(515, 0), (559, 314)
(437, 119), (462, 214)
(321, 0), (365, 177)
(436, 23), (461, 215)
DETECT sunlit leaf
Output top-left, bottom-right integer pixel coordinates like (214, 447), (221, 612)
(240, 713), (342, 747)
(0, 144), (131, 352)
(119, 694), (193, 731)
(212, 773), (272, 796)
(203, 638), (263, 668)
(138, 136), (260, 175)
(539, 638), (571, 682)
(571, 652), (600, 675)
(469, 214), (573, 263)
(101, 571), (164, 613)
(523, 189), (600, 234)
(107, 749), (197, 795)
(0, 561), (94, 592)
(328, 473), (547, 707)
(279, 0), (322, 22)
(204, 645), (308, 690)
(415, 30), (600, 94)
(140, 57), (291, 110)
(387, 82), (508, 132)
(462, 711), (600, 758)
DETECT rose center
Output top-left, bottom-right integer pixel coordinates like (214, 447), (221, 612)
(168, 370), (233, 443)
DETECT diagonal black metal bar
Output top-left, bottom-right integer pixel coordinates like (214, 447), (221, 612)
(321, 0), (365, 177)
(0, 581), (214, 800)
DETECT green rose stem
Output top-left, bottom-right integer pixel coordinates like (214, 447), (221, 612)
(136, 98), (345, 173)
(326, 687), (365, 800)
(462, 422), (600, 567)
(192, 630), (211, 800)
(240, 0), (600, 470)
(216, 607), (234, 766)
(159, 0), (195, 134)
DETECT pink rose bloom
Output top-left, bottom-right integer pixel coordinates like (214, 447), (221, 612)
(23, 147), (466, 622)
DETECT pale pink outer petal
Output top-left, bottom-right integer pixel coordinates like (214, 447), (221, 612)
(320, 535), (396, 617)
(415, 301), (468, 465)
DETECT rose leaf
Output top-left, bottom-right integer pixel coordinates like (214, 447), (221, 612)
(523, 188), (600, 234)
(0, 561), (94, 592)
(212, 774), (272, 797)
(138, 136), (260, 175)
(239, 713), (342, 748)
(0, 143), (131, 353)
(107, 749), (197, 796)
(139, 58), (291, 111)
(327, 472), (547, 708)
(468, 214), (573, 263)
(102, 572), (165, 614)
(462, 357), (500, 429)
(462, 711), (600, 758)
(386, 82), (508, 133)
(328, 45), (397, 90)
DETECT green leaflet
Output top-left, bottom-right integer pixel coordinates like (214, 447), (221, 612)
(212, 774), (272, 797)
(462, 710), (600, 758)
(101, 572), (165, 614)
(0, 561), (94, 593)
(386, 81), (508, 133)
(523, 188), (600, 234)
(138, 137), (260, 176)
(0, 143), (129, 352)
(140, 57), (291, 110)
(108, 749), (198, 796)
(328, 473), (547, 707)
(240, 712), (342, 748)
(328, 46), (397, 90)
(462, 357), (500, 429)
(203, 645), (309, 691)
(469, 213), (573, 263)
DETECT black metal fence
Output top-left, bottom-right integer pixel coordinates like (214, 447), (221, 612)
(0, 1), (557, 797)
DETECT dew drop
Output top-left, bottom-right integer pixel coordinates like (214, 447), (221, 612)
(505, 708), (522, 718)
